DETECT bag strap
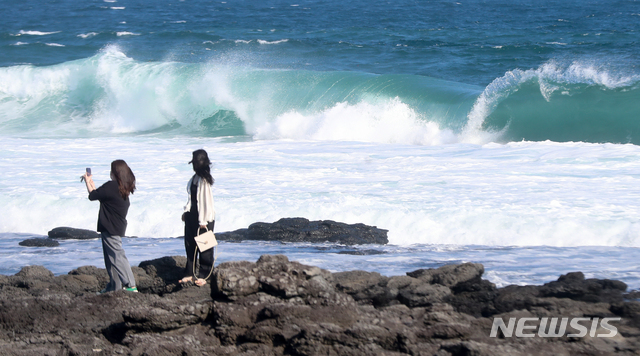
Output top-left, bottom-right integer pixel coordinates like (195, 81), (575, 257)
(193, 245), (217, 281)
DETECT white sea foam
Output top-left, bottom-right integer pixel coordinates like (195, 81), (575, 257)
(257, 39), (289, 45)
(0, 137), (639, 250)
(78, 32), (99, 39)
(252, 98), (458, 145)
(111, 7), (125, 10)
(45, 43), (65, 47)
(85, 47), (186, 133)
(17, 30), (60, 36)
(116, 32), (138, 36)
(0, 62), (77, 127)
(12, 42), (28, 46)
(0, 47), (212, 135)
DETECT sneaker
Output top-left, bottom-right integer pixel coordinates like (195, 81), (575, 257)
(123, 286), (138, 293)
(97, 288), (109, 295)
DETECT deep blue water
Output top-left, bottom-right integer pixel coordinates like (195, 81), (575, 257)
(2, 0), (639, 85)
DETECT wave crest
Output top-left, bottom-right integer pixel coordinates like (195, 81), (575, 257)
(1, 51), (640, 144)
(0, 47), (477, 141)
(254, 98), (457, 145)
(463, 61), (640, 144)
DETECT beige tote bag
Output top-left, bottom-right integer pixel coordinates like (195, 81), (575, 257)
(194, 227), (218, 252)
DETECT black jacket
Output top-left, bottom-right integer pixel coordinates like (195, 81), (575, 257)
(89, 180), (130, 236)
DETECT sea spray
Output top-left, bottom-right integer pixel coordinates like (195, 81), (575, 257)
(253, 98), (458, 145)
(3, 47), (640, 145)
(1, 137), (639, 248)
(0, 48), (477, 142)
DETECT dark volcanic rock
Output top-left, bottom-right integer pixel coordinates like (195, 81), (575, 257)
(0, 256), (638, 356)
(48, 226), (100, 240)
(538, 271), (628, 303)
(407, 262), (485, 287)
(19, 237), (60, 247)
(138, 255), (188, 294)
(625, 290), (640, 300)
(216, 217), (389, 245)
(214, 228), (248, 242)
(48, 226), (138, 240)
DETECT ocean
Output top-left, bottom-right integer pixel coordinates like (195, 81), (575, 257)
(1, 0), (639, 290)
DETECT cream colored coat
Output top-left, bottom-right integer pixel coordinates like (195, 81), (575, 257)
(184, 175), (215, 225)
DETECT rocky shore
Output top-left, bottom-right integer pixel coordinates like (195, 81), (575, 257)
(0, 255), (638, 355)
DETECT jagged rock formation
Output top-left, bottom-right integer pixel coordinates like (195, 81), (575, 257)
(216, 217), (389, 245)
(48, 226), (101, 240)
(18, 238), (60, 247)
(0, 255), (638, 355)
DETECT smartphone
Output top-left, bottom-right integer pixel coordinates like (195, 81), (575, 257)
(86, 167), (92, 176)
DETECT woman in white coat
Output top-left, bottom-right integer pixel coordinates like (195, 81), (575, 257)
(180, 149), (215, 287)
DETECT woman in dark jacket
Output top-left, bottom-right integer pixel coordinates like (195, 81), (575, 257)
(179, 149), (216, 287)
(82, 160), (138, 293)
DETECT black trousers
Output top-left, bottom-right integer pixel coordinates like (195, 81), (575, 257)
(183, 213), (215, 279)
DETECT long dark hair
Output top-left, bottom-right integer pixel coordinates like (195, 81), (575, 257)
(111, 160), (136, 199)
(190, 149), (214, 185)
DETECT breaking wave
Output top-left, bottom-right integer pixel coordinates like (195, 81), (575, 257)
(1, 47), (639, 145)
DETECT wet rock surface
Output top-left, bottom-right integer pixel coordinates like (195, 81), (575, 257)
(0, 255), (638, 355)
(48, 226), (101, 240)
(18, 238), (60, 247)
(216, 217), (389, 245)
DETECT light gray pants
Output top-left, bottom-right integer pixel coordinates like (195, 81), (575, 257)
(101, 232), (136, 291)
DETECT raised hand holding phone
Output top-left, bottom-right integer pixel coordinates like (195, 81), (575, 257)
(82, 168), (96, 193)
(81, 167), (91, 182)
